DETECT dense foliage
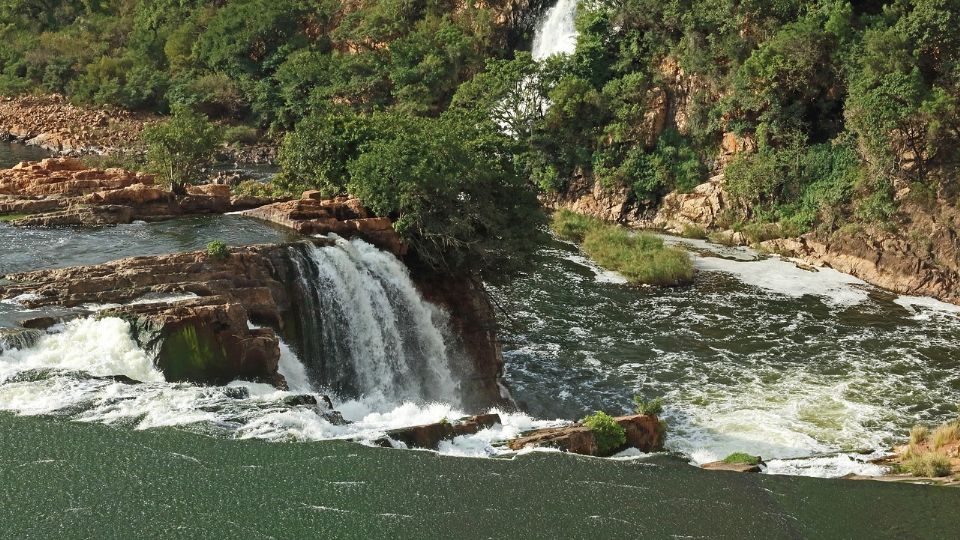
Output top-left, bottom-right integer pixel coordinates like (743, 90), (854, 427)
(3, 0), (959, 269)
(459, 0), (960, 236)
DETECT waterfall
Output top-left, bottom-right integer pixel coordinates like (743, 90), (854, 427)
(532, 0), (579, 60)
(288, 236), (461, 405)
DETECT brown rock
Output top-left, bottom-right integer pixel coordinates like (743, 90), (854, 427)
(507, 414), (665, 457)
(242, 197), (406, 255)
(701, 461), (763, 473)
(382, 414), (502, 449)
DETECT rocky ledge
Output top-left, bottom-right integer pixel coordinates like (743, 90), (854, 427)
(0, 157), (283, 225)
(0, 242), (315, 387)
(0, 238), (510, 408)
(241, 192), (405, 256)
(652, 178), (960, 305)
(507, 414), (665, 457)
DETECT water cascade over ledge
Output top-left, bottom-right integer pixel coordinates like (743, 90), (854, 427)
(532, 0), (579, 60)
(285, 236), (463, 405)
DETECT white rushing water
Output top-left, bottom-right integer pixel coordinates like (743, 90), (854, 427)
(532, 0), (579, 60)
(293, 236), (460, 404)
(3, 231), (958, 477)
(0, 237), (562, 455)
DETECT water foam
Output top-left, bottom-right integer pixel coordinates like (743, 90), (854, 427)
(292, 236), (460, 404)
(693, 254), (870, 307)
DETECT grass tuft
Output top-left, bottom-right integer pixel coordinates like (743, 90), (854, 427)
(552, 210), (694, 286)
(902, 452), (952, 478)
(909, 425), (929, 446)
(931, 422), (960, 449)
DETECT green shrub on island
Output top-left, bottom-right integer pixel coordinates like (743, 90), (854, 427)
(551, 210), (694, 286)
(721, 453), (762, 466)
(206, 241), (229, 260)
(231, 180), (290, 199)
(581, 411), (626, 454)
(633, 396), (664, 416)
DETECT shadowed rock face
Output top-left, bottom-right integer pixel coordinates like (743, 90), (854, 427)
(0, 242), (311, 388)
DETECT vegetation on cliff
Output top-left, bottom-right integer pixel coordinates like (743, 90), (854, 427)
(552, 210), (693, 286)
(461, 1), (960, 239)
(2, 1), (958, 272)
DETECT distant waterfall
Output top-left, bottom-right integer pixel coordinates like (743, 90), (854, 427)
(288, 237), (461, 404)
(532, 0), (579, 60)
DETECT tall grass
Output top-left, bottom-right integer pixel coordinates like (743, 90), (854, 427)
(902, 452), (952, 478)
(551, 210), (694, 286)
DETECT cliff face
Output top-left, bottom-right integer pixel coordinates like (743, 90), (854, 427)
(546, 56), (960, 306)
(411, 267), (511, 410)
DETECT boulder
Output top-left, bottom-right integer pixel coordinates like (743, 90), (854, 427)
(701, 461), (763, 473)
(507, 414), (665, 457)
(115, 298), (284, 387)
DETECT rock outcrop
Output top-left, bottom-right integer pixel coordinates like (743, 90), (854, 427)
(0, 242), (313, 386)
(0, 157), (277, 224)
(376, 413), (502, 450)
(242, 193), (406, 256)
(763, 217), (960, 305)
(507, 414), (665, 456)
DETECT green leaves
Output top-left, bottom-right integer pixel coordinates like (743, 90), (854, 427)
(142, 106), (220, 194)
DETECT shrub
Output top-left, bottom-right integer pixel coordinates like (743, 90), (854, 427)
(902, 452), (952, 478)
(581, 411), (627, 455)
(223, 125), (260, 145)
(931, 423), (960, 450)
(143, 107), (221, 195)
(909, 425), (929, 446)
(722, 453), (762, 465)
(206, 240), (229, 260)
(680, 224), (707, 239)
(231, 180), (289, 198)
(633, 396), (664, 416)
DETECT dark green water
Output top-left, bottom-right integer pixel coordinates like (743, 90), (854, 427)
(2, 411), (958, 539)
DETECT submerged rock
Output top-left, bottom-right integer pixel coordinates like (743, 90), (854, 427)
(507, 414), (665, 457)
(378, 413), (502, 450)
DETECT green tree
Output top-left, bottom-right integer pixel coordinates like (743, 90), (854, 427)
(274, 107), (375, 196)
(347, 111), (545, 275)
(142, 107), (221, 195)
